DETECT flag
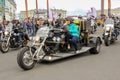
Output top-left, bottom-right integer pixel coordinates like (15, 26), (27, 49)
(91, 7), (97, 18)
(49, 9), (57, 21)
(87, 10), (92, 18)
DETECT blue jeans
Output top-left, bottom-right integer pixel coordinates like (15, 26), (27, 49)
(114, 28), (119, 37)
(16, 33), (22, 42)
(27, 28), (32, 35)
(65, 32), (79, 51)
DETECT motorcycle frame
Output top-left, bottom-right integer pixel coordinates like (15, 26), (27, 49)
(29, 37), (47, 61)
(29, 27), (64, 61)
(6, 32), (12, 46)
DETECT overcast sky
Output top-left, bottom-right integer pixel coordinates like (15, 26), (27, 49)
(15, 0), (120, 13)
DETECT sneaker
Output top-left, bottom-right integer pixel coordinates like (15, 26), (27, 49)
(75, 50), (79, 54)
(68, 44), (70, 49)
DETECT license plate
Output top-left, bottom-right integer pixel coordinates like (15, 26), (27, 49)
(105, 33), (109, 35)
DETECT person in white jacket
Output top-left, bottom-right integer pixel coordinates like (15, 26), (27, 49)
(5, 21), (13, 32)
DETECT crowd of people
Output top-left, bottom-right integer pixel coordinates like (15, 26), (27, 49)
(0, 17), (48, 41)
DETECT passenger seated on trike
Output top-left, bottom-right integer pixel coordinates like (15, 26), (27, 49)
(62, 18), (80, 53)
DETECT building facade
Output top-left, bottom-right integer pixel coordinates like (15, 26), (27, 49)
(0, 0), (5, 20)
(0, 0), (16, 21)
(19, 9), (67, 20)
(97, 7), (120, 17)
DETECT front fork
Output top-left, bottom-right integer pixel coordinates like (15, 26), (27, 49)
(6, 33), (12, 46)
(30, 37), (47, 61)
(103, 32), (112, 40)
(6, 36), (11, 46)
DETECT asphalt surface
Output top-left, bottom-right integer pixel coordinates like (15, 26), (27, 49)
(0, 27), (120, 80)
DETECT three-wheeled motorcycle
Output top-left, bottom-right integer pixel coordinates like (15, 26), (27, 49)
(17, 20), (102, 70)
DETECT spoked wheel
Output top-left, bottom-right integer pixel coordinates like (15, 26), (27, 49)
(0, 41), (9, 53)
(17, 47), (36, 70)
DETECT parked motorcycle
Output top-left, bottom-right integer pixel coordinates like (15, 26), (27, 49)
(0, 28), (27, 53)
(102, 18), (117, 46)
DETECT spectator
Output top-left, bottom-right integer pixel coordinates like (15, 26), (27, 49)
(22, 18), (28, 33)
(5, 21), (13, 32)
(0, 20), (4, 41)
(26, 18), (33, 35)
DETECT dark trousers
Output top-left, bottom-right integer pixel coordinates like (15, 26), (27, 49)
(114, 28), (119, 37)
(27, 28), (32, 35)
(65, 32), (79, 51)
(0, 33), (2, 41)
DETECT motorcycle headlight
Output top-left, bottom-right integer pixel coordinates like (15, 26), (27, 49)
(33, 35), (40, 41)
(5, 31), (9, 35)
(105, 26), (110, 31)
(91, 24), (94, 26)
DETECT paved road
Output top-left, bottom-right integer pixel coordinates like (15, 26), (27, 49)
(0, 27), (120, 80)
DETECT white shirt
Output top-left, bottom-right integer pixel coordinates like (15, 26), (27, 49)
(5, 22), (13, 32)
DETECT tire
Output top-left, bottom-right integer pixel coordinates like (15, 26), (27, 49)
(104, 35), (110, 46)
(89, 38), (101, 54)
(0, 41), (9, 53)
(17, 47), (36, 70)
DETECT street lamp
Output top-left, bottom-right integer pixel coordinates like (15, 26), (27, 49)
(101, 0), (104, 16)
(36, 0), (38, 13)
(35, 0), (39, 18)
(47, 0), (49, 19)
(108, 0), (111, 17)
(25, 0), (28, 18)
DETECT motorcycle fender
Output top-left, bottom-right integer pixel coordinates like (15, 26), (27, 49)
(89, 37), (102, 47)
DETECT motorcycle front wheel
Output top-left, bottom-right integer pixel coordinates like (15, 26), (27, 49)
(0, 41), (9, 53)
(104, 35), (111, 46)
(17, 47), (36, 70)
